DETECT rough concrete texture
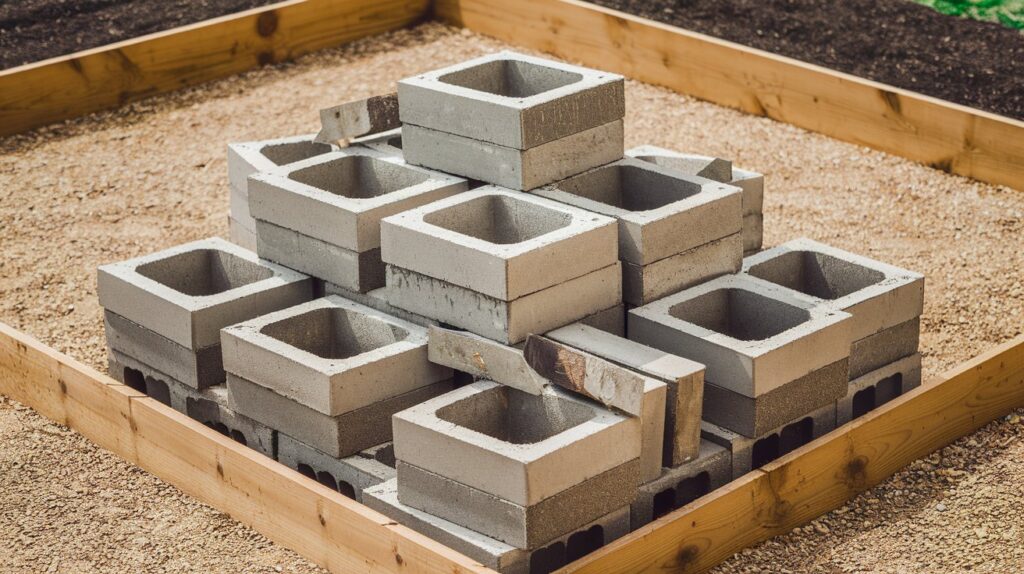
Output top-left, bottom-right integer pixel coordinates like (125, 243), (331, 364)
(702, 401), (837, 478)
(229, 185), (254, 231)
(228, 216), (258, 252)
(351, 127), (404, 157)
(396, 458), (639, 548)
(364, 478), (631, 574)
(850, 316), (922, 380)
(743, 237), (925, 342)
(545, 323), (706, 467)
(702, 358), (849, 438)
(248, 146), (467, 252)
(399, 50), (624, 150)
(629, 274), (851, 397)
(323, 283), (437, 328)
(533, 157), (742, 265)
(630, 439), (732, 529)
(97, 237), (313, 350)
(639, 379), (669, 481)
(381, 186), (618, 301)
(276, 434), (395, 503)
(221, 295), (450, 416)
(402, 120), (624, 191)
(104, 310), (223, 389)
(428, 326), (548, 395)
(621, 232), (742, 306)
(579, 304), (627, 337)
(393, 380), (641, 506)
(227, 133), (338, 194)
(743, 212), (764, 254)
(227, 372), (453, 458)
(384, 262), (622, 345)
(837, 353), (923, 426)
(255, 220), (384, 293)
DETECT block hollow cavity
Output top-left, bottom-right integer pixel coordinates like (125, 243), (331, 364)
(436, 385), (596, 445)
(555, 163), (702, 211)
(746, 250), (886, 300)
(289, 155), (431, 199)
(668, 288), (811, 342)
(135, 248), (273, 297)
(260, 306), (410, 360)
(260, 140), (334, 166)
(439, 58), (583, 98)
(422, 194), (572, 245)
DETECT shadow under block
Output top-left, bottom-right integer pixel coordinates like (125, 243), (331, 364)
(837, 353), (923, 425)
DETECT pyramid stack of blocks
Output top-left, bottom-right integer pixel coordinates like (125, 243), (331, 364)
(98, 51), (924, 574)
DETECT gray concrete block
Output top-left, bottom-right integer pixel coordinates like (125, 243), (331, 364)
(248, 146), (467, 252)
(402, 120), (624, 191)
(97, 237), (313, 350)
(229, 184), (254, 230)
(227, 133), (337, 195)
(629, 274), (851, 398)
(533, 157), (742, 265)
(323, 284), (437, 328)
(702, 401), (836, 478)
(104, 310), (223, 389)
(221, 296), (451, 416)
(837, 353), (922, 426)
(398, 51), (624, 150)
(621, 232), (742, 306)
(579, 304), (626, 337)
(702, 358), (849, 438)
(544, 323), (705, 467)
(630, 440), (732, 529)
(227, 372), (453, 458)
(277, 434), (395, 502)
(228, 217), (257, 252)
(742, 238), (924, 342)
(397, 458), (639, 548)
(381, 187), (618, 301)
(743, 212), (763, 255)
(428, 326), (548, 395)
(385, 262), (622, 345)
(850, 317), (921, 380)
(392, 381), (642, 506)
(254, 220), (385, 293)
(351, 127), (403, 157)
(364, 478), (630, 574)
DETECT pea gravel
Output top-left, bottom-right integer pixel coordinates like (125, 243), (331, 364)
(1, 22), (1022, 574)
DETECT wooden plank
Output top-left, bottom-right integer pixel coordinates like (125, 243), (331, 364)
(0, 0), (429, 137)
(0, 322), (495, 574)
(561, 334), (1024, 573)
(435, 0), (1024, 191)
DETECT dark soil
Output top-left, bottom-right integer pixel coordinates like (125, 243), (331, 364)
(0, 0), (277, 70)
(588, 0), (1024, 120)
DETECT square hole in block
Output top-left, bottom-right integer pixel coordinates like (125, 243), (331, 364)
(875, 373), (903, 407)
(556, 164), (701, 212)
(260, 140), (334, 166)
(669, 288), (810, 342)
(747, 251), (886, 300)
(289, 155), (430, 199)
(438, 59), (582, 98)
(779, 417), (814, 456)
(261, 306), (409, 360)
(436, 385), (596, 445)
(423, 194), (572, 245)
(136, 249), (273, 297)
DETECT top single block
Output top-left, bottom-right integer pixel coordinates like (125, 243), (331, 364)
(398, 51), (625, 150)
(227, 133), (338, 193)
(742, 238), (925, 342)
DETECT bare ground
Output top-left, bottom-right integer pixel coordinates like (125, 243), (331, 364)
(0, 22), (1022, 574)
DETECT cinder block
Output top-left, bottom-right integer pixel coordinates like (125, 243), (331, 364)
(630, 440), (732, 529)
(399, 51), (624, 150)
(393, 381), (642, 506)
(227, 133), (337, 194)
(743, 212), (763, 254)
(227, 372), (453, 458)
(702, 401), (836, 478)
(229, 185), (254, 230)
(621, 232), (742, 306)
(428, 326), (548, 395)
(228, 217), (257, 252)
(850, 317), (921, 379)
(221, 296), (451, 416)
(742, 238), (924, 342)
(381, 187), (618, 301)
(104, 310), (223, 389)
(249, 146), (467, 252)
(277, 434), (395, 502)
(533, 157), (742, 265)
(579, 304), (626, 337)
(385, 262), (622, 345)
(402, 120), (624, 191)
(255, 220), (385, 292)
(837, 353), (922, 426)
(397, 459), (639, 548)
(544, 323), (705, 467)
(97, 237), (313, 351)
(701, 358), (848, 438)
(351, 127), (403, 157)
(629, 274), (851, 398)
(324, 284), (437, 328)
(364, 479), (631, 574)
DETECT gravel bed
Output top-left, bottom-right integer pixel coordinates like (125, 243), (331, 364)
(1, 21), (1022, 574)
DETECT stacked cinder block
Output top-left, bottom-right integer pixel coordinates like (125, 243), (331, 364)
(627, 145), (766, 254)
(741, 238), (924, 425)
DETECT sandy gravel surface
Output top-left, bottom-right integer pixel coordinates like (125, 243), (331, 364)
(0, 22), (1022, 574)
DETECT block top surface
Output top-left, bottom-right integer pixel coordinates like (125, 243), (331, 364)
(227, 133), (338, 190)
(626, 145), (733, 183)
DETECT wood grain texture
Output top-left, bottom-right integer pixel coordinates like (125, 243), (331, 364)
(435, 0), (1024, 191)
(0, 322), (494, 574)
(0, 0), (429, 137)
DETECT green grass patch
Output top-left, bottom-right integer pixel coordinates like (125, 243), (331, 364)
(911, 0), (1024, 29)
